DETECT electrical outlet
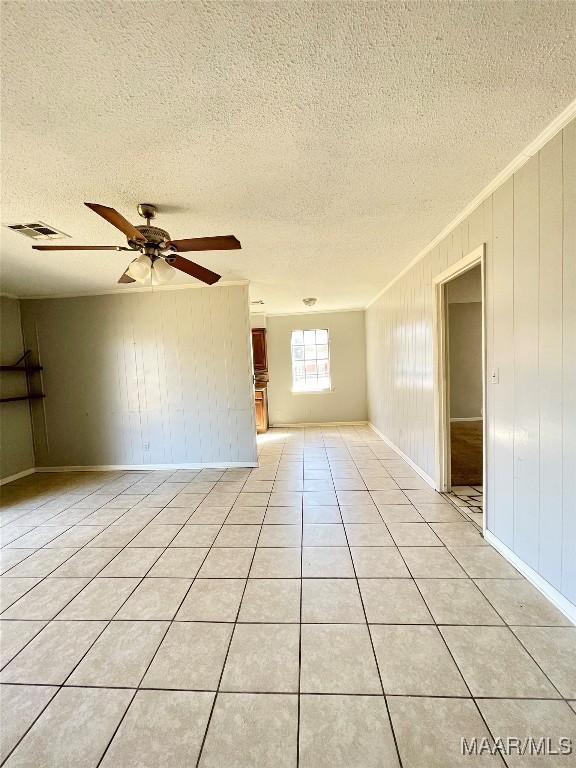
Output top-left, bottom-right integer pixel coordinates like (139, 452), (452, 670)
(490, 369), (499, 384)
(143, 442), (150, 451)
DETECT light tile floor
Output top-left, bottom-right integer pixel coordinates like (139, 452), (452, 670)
(0, 426), (574, 767)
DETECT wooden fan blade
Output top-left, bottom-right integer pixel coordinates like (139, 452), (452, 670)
(85, 203), (145, 242)
(118, 269), (136, 284)
(166, 235), (241, 252)
(167, 255), (221, 285)
(32, 245), (130, 251)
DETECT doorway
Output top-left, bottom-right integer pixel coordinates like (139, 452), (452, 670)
(434, 245), (485, 530)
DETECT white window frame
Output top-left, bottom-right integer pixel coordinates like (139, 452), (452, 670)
(290, 328), (332, 393)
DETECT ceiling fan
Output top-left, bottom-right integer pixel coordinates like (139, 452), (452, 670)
(32, 202), (241, 285)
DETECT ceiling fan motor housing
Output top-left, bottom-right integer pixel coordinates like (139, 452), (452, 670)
(128, 225), (171, 250)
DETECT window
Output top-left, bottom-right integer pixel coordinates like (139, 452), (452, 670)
(291, 329), (331, 392)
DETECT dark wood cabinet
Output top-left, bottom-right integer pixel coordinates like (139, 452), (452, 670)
(251, 328), (268, 373)
(252, 328), (269, 432)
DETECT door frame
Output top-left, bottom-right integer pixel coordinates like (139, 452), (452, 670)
(432, 243), (486, 533)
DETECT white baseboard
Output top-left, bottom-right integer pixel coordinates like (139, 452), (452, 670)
(484, 530), (576, 625)
(0, 467), (36, 485)
(35, 461), (258, 472)
(269, 421), (369, 428)
(368, 423), (437, 489)
(450, 417), (483, 422)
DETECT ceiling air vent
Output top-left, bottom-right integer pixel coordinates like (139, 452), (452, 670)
(6, 221), (70, 240)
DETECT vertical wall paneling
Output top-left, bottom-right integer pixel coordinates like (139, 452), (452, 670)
(366, 120), (575, 609)
(512, 156), (540, 570)
(562, 121), (576, 604)
(20, 285), (257, 468)
(538, 134), (564, 587)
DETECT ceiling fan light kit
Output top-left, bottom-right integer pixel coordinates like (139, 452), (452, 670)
(31, 202), (241, 287)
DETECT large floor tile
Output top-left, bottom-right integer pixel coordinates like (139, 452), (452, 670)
(302, 524), (346, 546)
(477, 699), (576, 768)
(214, 524), (260, 548)
(351, 547), (410, 577)
(0, 684), (57, 763)
(302, 578), (364, 623)
(448, 546), (521, 578)
(371, 625), (468, 696)
(416, 578), (504, 624)
(0, 620), (47, 668)
(197, 547), (254, 578)
(359, 578), (433, 623)
(221, 623), (299, 692)
(100, 690), (214, 768)
(2, 577), (89, 619)
(67, 620), (168, 687)
(387, 523), (442, 546)
(400, 546), (467, 577)
(249, 547), (301, 577)
(300, 624), (381, 694)
(3, 686), (133, 768)
(114, 577), (191, 620)
(57, 577), (139, 619)
(299, 694), (400, 768)
(169, 524), (220, 546)
(98, 547), (164, 577)
(199, 692), (298, 768)
(388, 696), (503, 767)
(511, 626), (576, 698)
(147, 547), (208, 577)
(302, 546), (354, 577)
(259, 524), (302, 547)
(440, 625), (560, 698)
(142, 621), (232, 690)
(344, 523), (394, 546)
(3, 548), (77, 577)
(474, 579), (572, 626)
(430, 522), (487, 547)
(0, 619), (105, 684)
(50, 547), (121, 577)
(176, 578), (245, 621)
(238, 579), (300, 622)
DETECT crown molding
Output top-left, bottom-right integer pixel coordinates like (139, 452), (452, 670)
(17, 280), (249, 301)
(366, 98), (576, 309)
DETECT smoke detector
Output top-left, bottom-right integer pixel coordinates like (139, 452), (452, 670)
(6, 221), (70, 240)
(302, 297), (317, 307)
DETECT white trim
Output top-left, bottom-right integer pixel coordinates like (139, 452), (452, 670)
(270, 421), (368, 428)
(432, 245), (486, 526)
(368, 422), (436, 489)
(485, 531), (576, 626)
(450, 417), (483, 422)
(0, 291), (20, 300)
(35, 461), (258, 472)
(18, 280), (249, 301)
(290, 389), (334, 396)
(366, 98), (576, 309)
(265, 307), (365, 317)
(0, 467), (36, 485)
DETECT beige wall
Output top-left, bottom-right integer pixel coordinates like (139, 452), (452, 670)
(366, 120), (576, 606)
(267, 310), (367, 424)
(0, 296), (35, 480)
(448, 301), (483, 419)
(20, 284), (257, 468)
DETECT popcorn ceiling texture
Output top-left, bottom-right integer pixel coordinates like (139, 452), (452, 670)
(1, 1), (575, 309)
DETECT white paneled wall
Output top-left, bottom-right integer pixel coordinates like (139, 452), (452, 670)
(366, 120), (576, 606)
(20, 284), (257, 467)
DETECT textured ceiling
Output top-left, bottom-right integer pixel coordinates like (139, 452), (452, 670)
(1, 1), (575, 311)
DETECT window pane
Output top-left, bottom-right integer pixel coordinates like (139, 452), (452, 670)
(317, 359), (329, 375)
(316, 329), (328, 344)
(316, 344), (328, 359)
(304, 345), (317, 360)
(292, 330), (304, 345)
(305, 361), (318, 376)
(292, 345), (304, 361)
(303, 330), (316, 345)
